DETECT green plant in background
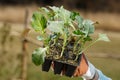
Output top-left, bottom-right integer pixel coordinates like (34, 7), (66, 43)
(31, 6), (110, 66)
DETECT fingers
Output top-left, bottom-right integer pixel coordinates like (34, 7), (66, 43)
(51, 61), (54, 71)
(73, 67), (79, 77)
(74, 54), (88, 77)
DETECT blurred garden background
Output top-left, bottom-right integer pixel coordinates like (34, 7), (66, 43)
(0, 0), (120, 80)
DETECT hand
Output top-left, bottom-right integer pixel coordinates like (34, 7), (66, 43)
(73, 54), (88, 77)
(51, 53), (88, 77)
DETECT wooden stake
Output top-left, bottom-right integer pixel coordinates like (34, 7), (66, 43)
(21, 8), (29, 80)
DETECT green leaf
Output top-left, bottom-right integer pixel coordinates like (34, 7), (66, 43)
(32, 47), (47, 66)
(31, 12), (47, 32)
(84, 36), (92, 42)
(83, 19), (94, 24)
(49, 6), (71, 24)
(59, 6), (71, 23)
(98, 33), (110, 42)
(75, 15), (83, 28)
(47, 21), (64, 33)
(82, 20), (95, 36)
(37, 36), (44, 41)
(73, 30), (84, 35)
(41, 7), (49, 13)
(49, 6), (60, 13)
(70, 12), (79, 20)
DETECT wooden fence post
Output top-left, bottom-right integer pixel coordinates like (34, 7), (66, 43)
(21, 8), (29, 80)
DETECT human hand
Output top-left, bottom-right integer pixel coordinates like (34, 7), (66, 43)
(73, 54), (88, 77)
(49, 53), (111, 80)
(51, 53), (88, 77)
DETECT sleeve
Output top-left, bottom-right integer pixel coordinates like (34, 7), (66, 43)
(82, 61), (112, 80)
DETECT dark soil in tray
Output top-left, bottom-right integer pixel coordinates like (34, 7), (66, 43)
(47, 38), (81, 66)
(42, 38), (82, 77)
